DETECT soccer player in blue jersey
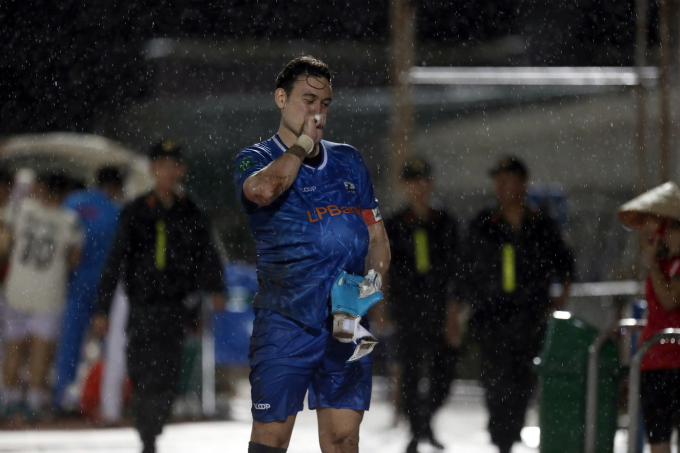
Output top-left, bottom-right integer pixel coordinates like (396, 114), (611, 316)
(235, 56), (391, 453)
(53, 167), (124, 410)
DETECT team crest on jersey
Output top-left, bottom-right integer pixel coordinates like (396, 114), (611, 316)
(237, 157), (255, 174)
(344, 181), (357, 194)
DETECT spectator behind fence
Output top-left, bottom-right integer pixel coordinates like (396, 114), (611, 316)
(53, 166), (124, 411)
(0, 172), (83, 420)
(382, 157), (461, 453)
(92, 140), (225, 453)
(618, 182), (680, 453)
(458, 156), (573, 453)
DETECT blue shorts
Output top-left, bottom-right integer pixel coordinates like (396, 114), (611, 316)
(249, 308), (373, 422)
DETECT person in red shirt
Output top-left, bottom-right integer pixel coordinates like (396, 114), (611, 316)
(619, 181), (680, 453)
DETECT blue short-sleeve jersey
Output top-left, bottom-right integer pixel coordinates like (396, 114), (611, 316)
(63, 188), (120, 292)
(234, 135), (379, 329)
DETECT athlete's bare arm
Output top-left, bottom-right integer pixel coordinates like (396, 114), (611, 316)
(243, 114), (325, 207)
(365, 221), (390, 276)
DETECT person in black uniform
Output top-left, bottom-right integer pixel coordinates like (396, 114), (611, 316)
(383, 158), (461, 453)
(92, 140), (225, 453)
(459, 156), (573, 453)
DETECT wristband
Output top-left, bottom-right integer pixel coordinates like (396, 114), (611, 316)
(295, 134), (315, 155)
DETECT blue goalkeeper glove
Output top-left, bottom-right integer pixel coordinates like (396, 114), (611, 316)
(331, 270), (383, 317)
(330, 270), (383, 359)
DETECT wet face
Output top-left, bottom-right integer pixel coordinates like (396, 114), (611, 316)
(276, 76), (332, 139)
(639, 215), (680, 251)
(636, 215), (680, 256)
(150, 157), (185, 192)
(493, 172), (527, 207)
(639, 215), (664, 240)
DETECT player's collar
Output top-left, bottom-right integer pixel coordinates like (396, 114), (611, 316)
(273, 134), (328, 171)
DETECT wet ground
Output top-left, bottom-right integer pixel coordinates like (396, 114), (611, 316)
(0, 380), (639, 453)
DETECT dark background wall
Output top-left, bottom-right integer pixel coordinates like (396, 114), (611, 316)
(0, 0), (661, 274)
(1, 0), (644, 136)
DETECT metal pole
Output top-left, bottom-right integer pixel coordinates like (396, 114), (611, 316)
(635, 0), (650, 192)
(659, 0), (672, 183)
(201, 295), (216, 418)
(628, 328), (680, 453)
(584, 319), (646, 453)
(388, 0), (415, 205)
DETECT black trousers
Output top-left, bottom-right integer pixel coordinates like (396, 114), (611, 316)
(478, 331), (541, 450)
(126, 306), (185, 442)
(397, 327), (458, 439)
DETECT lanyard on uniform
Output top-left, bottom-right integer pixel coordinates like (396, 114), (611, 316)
(156, 220), (167, 270)
(502, 243), (516, 293)
(413, 227), (431, 274)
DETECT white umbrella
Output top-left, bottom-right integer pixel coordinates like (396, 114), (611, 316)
(0, 132), (153, 198)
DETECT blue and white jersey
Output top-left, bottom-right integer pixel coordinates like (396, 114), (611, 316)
(64, 188), (120, 294)
(234, 135), (380, 329)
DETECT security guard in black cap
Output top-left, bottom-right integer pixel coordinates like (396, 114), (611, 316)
(93, 140), (225, 453)
(383, 157), (461, 453)
(458, 155), (573, 453)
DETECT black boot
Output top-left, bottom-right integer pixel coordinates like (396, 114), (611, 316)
(423, 425), (445, 450)
(405, 438), (420, 453)
(141, 436), (156, 453)
(497, 441), (513, 453)
(427, 434), (445, 450)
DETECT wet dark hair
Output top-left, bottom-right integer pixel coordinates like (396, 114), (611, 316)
(97, 166), (123, 187)
(37, 172), (72, 194)
(275, 55), (332, 96)
(0, 168), (14, 187)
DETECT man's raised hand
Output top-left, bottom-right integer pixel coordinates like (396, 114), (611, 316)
(301, 113), (326, 144)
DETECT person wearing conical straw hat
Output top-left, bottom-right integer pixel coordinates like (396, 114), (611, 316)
(618, 181), (680, 453)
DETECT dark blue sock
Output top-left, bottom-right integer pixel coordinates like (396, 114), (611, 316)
(248, 441), (287, 453)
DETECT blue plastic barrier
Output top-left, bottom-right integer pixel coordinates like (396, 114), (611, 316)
(527, 184), (568, 227)
(213, 262), (258, 366)
(214, 310), (255, 366)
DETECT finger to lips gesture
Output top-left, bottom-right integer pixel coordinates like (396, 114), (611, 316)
(301, 113), (326, 143)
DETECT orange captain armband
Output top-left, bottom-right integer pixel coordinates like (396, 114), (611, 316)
(361, 207), (383, 226)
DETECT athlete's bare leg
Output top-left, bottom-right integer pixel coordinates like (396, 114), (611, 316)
(28, 338), (55, 388)
(250, 415), (297, 449)
(2, 340), (27, 387)
(317, 408), (363, 453)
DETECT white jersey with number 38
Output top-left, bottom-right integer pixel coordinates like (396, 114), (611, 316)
(5, 198), (83, 314)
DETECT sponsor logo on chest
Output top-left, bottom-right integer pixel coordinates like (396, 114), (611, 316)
(307, 205), (362, 223)
(300, 178), (362, 222)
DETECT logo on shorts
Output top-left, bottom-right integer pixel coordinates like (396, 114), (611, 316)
(254, 403), (271, 410)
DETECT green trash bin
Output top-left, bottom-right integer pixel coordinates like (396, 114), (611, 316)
(178, 335), (202, 396)
(536, 313), (619, 453)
